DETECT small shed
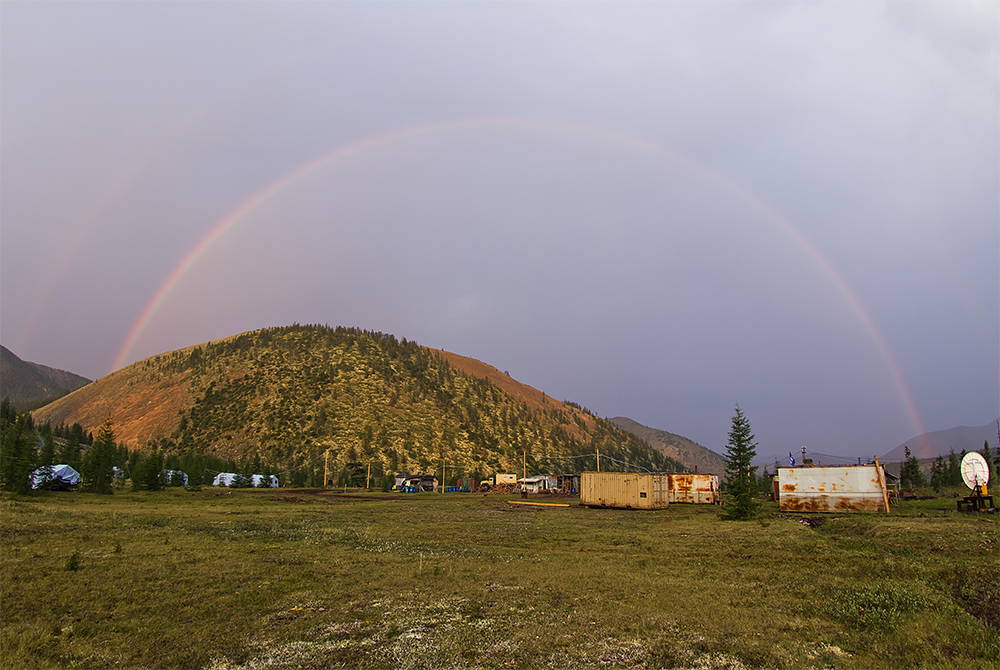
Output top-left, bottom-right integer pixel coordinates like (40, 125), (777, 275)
(580, 472), (669, 509)
(778, 465), (888, 513)
(556, 473), (580, 494)
(518, 475), (558, 493)
(666, 473), (720, 504)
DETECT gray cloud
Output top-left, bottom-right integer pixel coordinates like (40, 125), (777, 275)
(2, 1), (996, 458)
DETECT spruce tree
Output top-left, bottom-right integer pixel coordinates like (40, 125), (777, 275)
(947, 449), (962, 487)
(721, 405), (759, 520)
(930, 456), (947, 492)
(82, 419), (117, 494)
(900, 446), (926, 491)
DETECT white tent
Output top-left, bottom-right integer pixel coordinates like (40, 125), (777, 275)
(212, 472), (238, 486)
(212, 473), (278, 487)
(30, 464), (81, 489)
(251, 474), (279, 488)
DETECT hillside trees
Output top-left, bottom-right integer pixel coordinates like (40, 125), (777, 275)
(0, 399), (35, 494)
(721, 404), (758, 521)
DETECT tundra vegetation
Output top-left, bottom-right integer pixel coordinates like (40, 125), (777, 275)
(1, 487), (997, 670)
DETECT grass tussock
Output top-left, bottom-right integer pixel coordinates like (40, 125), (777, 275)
(1, 488), (997, 670)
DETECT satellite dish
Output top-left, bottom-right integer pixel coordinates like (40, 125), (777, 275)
(960, 452), (990, 490)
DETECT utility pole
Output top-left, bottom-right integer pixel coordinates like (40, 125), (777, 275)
(597, 448), (600, 472)
(324, 451), (329, 490)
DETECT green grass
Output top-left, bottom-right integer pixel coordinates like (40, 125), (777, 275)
(1, 489), (997, 669)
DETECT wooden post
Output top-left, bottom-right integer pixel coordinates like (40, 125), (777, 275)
(874, 456), (890, 513)
(324, 451), (329, 490)
(366, 462), (371, 490)
(597, 448), (600, 472)
(522, 450), (526, 493)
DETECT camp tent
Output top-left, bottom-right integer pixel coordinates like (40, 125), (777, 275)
(30, 464), (81, 490)
(251, 474), (278, 488)
(213, 472), (239, 486)
(212, 473), (278, 487)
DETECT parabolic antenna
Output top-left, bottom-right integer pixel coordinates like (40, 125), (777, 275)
(960, 452), (990, 490)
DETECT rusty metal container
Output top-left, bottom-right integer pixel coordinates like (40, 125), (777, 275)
(580, 472), (669, 509)
(666, 473), (721, 504)
(778, 465), (887, 513)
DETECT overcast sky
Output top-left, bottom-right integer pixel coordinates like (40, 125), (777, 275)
(2, 1), (997, 461)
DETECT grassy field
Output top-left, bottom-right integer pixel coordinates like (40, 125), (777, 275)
(1, 488), (997, 670)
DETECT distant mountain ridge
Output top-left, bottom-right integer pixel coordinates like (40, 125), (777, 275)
(0, 345), (91, 410)
(31, 325), (683, 484)
(609, 417), (727, 476)
(883, 420), (1000, 462)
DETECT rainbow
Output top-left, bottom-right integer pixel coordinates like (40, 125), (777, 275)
(112, 115), (926, 441)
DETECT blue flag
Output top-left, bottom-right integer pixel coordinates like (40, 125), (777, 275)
(789, 452), (796, 467)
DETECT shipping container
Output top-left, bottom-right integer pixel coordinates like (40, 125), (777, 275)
(580, 472), (669, 509)
(666, 473), (720, 504)
(778, 465), (888, 513)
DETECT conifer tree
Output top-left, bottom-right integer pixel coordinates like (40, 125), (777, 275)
(947, 448), (962, 486)
(900, 446), (926, 490)
(930, 455), (947, 492)
(721, 405), (758, 520)
(82, 419), (117, 494)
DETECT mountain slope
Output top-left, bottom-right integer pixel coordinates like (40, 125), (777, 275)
(33, 325), (683, 482)
(0, 345), (91, 410)
(609, 417), (727, 475)
(883, 420), (1000, 462)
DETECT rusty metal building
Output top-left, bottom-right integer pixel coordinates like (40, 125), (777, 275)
(580, 472), (670, 509)
(777, 465), (889, 513)
(666, 473), (721, 504)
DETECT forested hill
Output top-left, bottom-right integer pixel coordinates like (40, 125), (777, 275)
(32, 325), (684, 486)
(1, 345), (91, 410)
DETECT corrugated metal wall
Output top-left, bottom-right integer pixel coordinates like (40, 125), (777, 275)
(580, 472), (669, 509)
(778, 465), (887, 513)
